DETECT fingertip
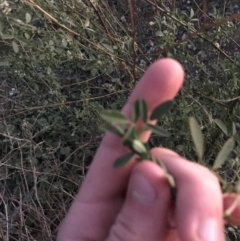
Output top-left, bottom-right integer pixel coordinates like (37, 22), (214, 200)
(140, 58), (184, 97)
(123, 58), (184, 116)
(149, 58), (185, 83)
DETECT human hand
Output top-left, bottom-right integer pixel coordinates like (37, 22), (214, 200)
(57, 58), (240, 241)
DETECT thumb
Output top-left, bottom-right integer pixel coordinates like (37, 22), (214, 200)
(106, 161), (171, 241)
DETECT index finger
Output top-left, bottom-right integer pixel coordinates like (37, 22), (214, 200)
(79, 58), (184, 202)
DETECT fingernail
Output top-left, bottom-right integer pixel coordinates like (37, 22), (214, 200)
(128, 173), (156, 203)
(198, 220), (219, 241)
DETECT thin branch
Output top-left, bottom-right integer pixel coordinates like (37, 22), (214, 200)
(89, 0), (115, 44)
(204, 95), (240, 104)
(183, 88), (213, 123)
(128, 0), (137, 83)
(7, 89), (129, 114)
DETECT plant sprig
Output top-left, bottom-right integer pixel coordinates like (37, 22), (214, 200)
(100, 99), (176, 194)
(100, 99), (173, 168)
(100, 98), (238, 221)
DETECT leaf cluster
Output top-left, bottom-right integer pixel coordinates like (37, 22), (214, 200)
(100, 99), (173, 167)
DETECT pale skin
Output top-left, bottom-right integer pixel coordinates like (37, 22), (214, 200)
(57, 58), (240, 241)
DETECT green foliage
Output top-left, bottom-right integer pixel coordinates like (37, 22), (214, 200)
(0, 0), (240, 240)
(189, 117), (204, 162)
(150, 100), (173, 121)
(114, 152), (135, 168)
(133, 99), (148, 122)
(147, 124), (170, 137)
(100, 99), (171, 166)
(213, 138), (235, 170)
(100, 110), (130, 124)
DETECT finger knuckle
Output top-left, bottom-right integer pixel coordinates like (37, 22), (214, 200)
(106, 215), (139, 241)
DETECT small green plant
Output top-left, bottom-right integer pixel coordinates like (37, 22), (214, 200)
(100, 99), (172, 167)
(100, 98), (239, 222)
(100, 98), (236, 183)
(100, 99), (176, 192)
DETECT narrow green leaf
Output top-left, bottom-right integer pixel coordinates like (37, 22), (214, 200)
(84, 18), (90, 27)
(25, 12), (31, 23)
(113, 152), (135, 168)
(213, 138), (235, 170)
(139, 99), (148, 122)
(132, 99), (140, 122)
(190, 8), (194, 18)
(99, 123), (124, 137)
(189, 117), (204, 161)
(132, 139), (147, 154)
(62, 38), (68, 47)
(232, 122), (236, 136)
(102, 43), (114, 53)
(100, 110), (130, 124)
(150, 100), (173, 120)
(215, 119), (228, 135)
(147, 124), (170, 137)
(155, 157), (175, 188)
(85, 60), (98, 70)
(133, 99), (148, 122)
(12, 41), (19, 53)
(2, 34), (13, 40)
(122, 125), (136, 147)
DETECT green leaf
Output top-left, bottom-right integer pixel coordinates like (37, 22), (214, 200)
(113, 152), (135, 168)
(60, 147), (70, 155)
(122, 125), (136, 147)
(190, 8), (194, 18)
(85, 60), (98, 70)
(139, 99), (148, 122)
(154, 157), (175, 188)
(2, 34), (13, 40)
(62, 38), (68, 47)
(132, 100), (140, 122)
(213, 138), (235, 170)
(150, 100), (173, 120)
(25, 33), (30, 39)
(84, 18), (90, 28)
(232, 122), (236, 136)
(189, 117), (204, 161)
(155, 31), (163, 37)
(133, 99), (148, 122)
(99, 122), (124, 137)
(25, 12), (31, 23)
(100, 110), (130, 124)
(102, 43), (114, 53)
(132, 139), (147, 154)
(147, 124), (170, 137)
(215, 119), (228, 136)
(12, 41), (19, 53)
